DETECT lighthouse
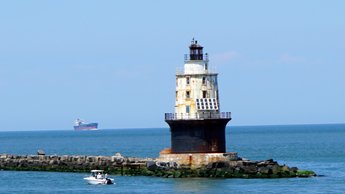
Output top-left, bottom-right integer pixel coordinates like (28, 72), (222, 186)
(164, 39), (231, 154)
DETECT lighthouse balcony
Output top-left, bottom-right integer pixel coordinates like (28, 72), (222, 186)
(176, 67), (218, 75)
(165, 112), (231, 121)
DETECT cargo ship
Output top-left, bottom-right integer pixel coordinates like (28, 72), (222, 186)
(74, 119), (98, 130)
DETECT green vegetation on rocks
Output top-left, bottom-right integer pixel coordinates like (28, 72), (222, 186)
(296, 170), (316, 177)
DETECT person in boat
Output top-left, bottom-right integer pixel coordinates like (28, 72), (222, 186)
(97, 173), (102, 179)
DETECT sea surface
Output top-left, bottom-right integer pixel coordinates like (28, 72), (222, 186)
(0, 124), (345, 193)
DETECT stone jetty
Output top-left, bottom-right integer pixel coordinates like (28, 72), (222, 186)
(0, 153), (315, 178)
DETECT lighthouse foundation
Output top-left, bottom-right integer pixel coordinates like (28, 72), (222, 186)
(157, 152), (238, 169)
(166, 118), (231, 153)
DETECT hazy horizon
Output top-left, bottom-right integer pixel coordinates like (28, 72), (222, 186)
(1, 123), (344, 132)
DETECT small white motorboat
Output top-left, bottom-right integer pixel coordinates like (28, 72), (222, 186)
(84, 170), (114, 185)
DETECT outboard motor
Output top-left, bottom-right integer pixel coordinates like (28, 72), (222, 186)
(106, 178), (112, 184)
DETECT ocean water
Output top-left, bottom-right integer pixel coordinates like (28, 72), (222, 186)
(0, 124), (345, 193)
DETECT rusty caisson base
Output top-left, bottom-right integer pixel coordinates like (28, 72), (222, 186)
(165, 118), (231, 153)
(157, 152), (238, 169)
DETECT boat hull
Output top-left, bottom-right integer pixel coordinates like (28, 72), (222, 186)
(74, 123), (98, 131)
(83, 177), (114, 185)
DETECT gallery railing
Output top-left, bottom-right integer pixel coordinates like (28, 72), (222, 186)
(165, 112), (231, 120)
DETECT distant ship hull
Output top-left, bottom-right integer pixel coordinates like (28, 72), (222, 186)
(74, 123), (98, 131)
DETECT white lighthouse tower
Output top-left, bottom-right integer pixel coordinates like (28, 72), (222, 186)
(165, 39), (231, 153)
(175, 38), (220, 119)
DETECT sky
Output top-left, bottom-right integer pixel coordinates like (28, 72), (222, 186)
(0, 1), (344, 131)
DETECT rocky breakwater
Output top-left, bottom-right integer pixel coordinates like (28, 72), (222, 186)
(147, 157), (316, 178)
(0, 153), (316, 178)
(0, 153), (150, 175)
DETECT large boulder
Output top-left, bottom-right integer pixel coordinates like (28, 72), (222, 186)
(207, 161), (230, 169)
(242, 165), (257, 174)
(146, 160), (158, 170)
(112, 153), (124, 164)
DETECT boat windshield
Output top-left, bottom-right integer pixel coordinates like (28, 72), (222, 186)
(90, 170), (105, 178)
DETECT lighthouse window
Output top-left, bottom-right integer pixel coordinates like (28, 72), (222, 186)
(186, 106), (190, 114)
(202, 77), (206, 85)
(186, 91), (190, 99)
(186, 77), (190, 85)
(202, 91), (207, 98)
